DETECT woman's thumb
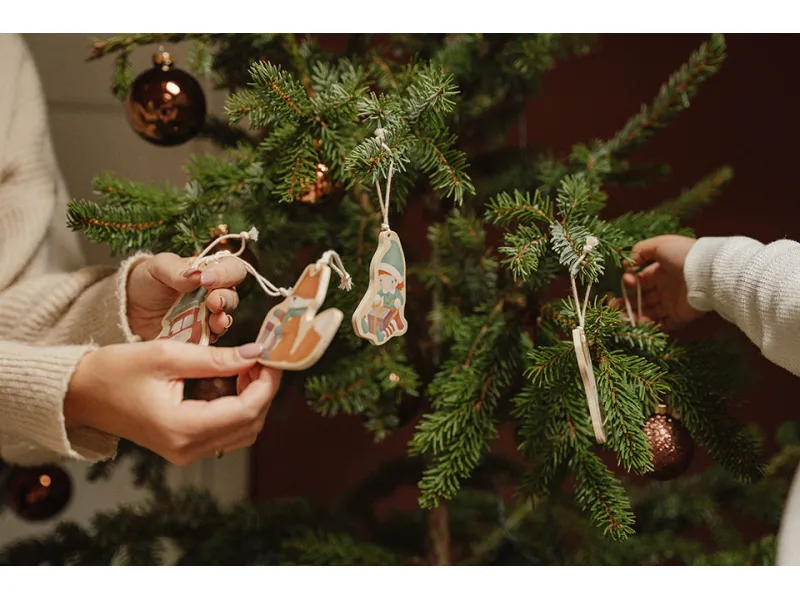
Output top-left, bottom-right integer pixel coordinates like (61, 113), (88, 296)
(157, 341), (263, 379)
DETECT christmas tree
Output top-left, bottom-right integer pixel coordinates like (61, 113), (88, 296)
(1, 33), (795, 565)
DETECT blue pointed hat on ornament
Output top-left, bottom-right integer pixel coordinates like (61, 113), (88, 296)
(377, 240), (404, 284)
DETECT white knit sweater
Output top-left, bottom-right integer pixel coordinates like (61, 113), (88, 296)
(685, 237), (800, 565)
(0, 34), (144, 467)
(2, 33), (799, 564)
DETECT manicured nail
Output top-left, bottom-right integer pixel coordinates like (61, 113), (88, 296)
(181, 268), (200, 278)
(237, 343), (263, 359)
(225, 314), (233, 329)
(201, 272), (218, 287)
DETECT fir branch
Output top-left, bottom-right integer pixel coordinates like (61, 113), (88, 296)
(657, 165), (733, 221)
(497, 225), (548, 280)
(570, 446), (636, 541)
(66, 200), (172, 255)
(87, 34), (211, 61)
(281, 531), (400, 566)
(550, 221), (605, 283)
(411, 303), (512, 508)
(555, 173), (606, 222)
(596, 352), (661, 475)
(662, 344), (764, 482)
(411, 131), (475, 204)
(112, 51), (133, 100)
(588, 34), (727, 164)
(485, 189), (554, 228)
(187, 40), (215, 76)
(225, 61), (311, 126)
(403, 64), (459, 129)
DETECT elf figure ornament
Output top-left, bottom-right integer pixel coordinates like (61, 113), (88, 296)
(352, 130), (408, 346)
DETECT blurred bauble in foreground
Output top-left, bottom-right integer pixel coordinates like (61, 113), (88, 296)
(8, 465), (72, 522)
(644, 405), (694, 481)
(126, 49), (206, 147)
(185, 376), (238, 401)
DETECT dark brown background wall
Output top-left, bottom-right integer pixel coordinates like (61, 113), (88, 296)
(251, 34), (800, 508)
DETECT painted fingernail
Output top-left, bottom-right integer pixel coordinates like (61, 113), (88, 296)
(225, 314), (233, 329)
(181, 268), (200, 278)
(201, 272), (218, 287)
(237, 343), (263, 359)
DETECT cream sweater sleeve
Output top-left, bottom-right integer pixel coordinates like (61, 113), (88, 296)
(684, 235), (800, 566)
(684, 236), (800, 377)
(0, 34), (149, 466)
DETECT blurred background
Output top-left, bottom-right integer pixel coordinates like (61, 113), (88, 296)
(1, 32), (798, 546)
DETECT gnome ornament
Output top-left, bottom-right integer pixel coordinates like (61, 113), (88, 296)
(352, 129), (408, 346)
(353, 231), (408, 345)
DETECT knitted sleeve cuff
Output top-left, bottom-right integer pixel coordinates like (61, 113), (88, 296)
(0, 343), (118, 466)
(684, 237), (730, 313)
(76, 252), (152, 346)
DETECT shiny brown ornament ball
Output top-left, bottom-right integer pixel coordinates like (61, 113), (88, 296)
(643, 413), (694, 481)
(8, 465), (72, 521)
(126, 50), (206, 147)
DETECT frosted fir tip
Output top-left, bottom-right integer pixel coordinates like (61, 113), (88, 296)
(374, 128), (387, 140)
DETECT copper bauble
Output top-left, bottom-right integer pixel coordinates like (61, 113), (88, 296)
(298, 163), (332, 204)
(8, 465), (72, 521)
(126, 50), (206, 147)
(643, 407), (694, 481)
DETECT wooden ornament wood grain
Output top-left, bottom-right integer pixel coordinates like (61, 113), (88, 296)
(255, 263), (344, 371)
(351, 229), (408, 346)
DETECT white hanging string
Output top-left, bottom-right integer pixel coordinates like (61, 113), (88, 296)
(316, 249), (354, 291)
(569, 235), (606, 444)
(621, 273), (643, 325)
(191, 227), (292, 298)
(373, 128), (395, 232)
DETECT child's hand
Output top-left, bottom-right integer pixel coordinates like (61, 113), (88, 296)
(126, 253), (247, 341)
(622, 235), (703, 330)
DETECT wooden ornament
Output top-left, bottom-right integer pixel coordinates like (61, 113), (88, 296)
(157, 286), (211, 345)
(351, 229), (408, 346)
(255, 262), (344, 371)
(157, 263), (212, 345)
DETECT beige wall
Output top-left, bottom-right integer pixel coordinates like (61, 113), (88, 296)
(0, 34), (247, 552)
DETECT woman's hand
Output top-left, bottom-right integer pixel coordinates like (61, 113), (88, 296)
(126, 253), (247, 341)
(63, 340), (281, 465)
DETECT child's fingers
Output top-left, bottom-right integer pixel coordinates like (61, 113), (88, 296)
(641, 289), (661, 308)
(630, 238), (662, 267)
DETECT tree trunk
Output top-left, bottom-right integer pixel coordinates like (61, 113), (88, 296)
(426, 502), (451, 565)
